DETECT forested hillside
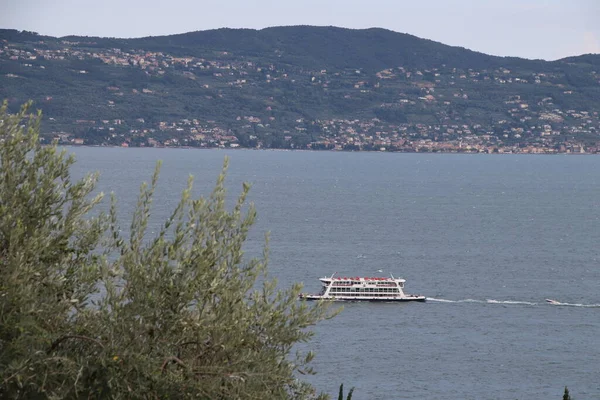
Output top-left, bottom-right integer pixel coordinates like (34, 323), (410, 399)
(1, 26), (599, 152)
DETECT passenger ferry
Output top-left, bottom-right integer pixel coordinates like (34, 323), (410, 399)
(299, 273), (426, 302)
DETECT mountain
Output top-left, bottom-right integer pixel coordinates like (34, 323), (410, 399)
(559, 54), (600, 67)
(64, 26), (550, 71)
(1, 26), (599, 153)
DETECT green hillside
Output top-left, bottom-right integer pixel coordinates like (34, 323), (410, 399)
(1, 26), (599, 152)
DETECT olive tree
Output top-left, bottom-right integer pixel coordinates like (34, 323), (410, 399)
(0, 101), (337, 399)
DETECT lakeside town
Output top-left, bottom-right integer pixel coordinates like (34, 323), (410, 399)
(50, 116), (597, 154)
(2, 33), (600, 153)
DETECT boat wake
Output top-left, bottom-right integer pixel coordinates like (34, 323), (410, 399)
(425, 297), (457, 303)
(544, 300), (600, 308)
(426, 298), (489, 304)
(426, 297), (600, 307)
(486, 299), (537, 306)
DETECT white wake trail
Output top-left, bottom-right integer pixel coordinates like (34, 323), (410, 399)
(426, 298), (487, 304)
(427, 298), (600, 308)
(426, 297), (455, 303)
(486, 299), (538, 306)
(546, 301), (600, 308)
(427, 298), (537, 305)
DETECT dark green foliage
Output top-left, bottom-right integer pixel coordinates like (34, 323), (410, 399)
(563, 386), (571, 400)
(373, 106), (408, 123)
(560, 54), (600, 67)
(0, 102), (338, 399)
(337, 383), (354, 400)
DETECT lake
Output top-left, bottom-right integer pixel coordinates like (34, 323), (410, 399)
(69, 147), (600, 400)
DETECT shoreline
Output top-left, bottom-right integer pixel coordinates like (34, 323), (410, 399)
(56, 144), (596, 155)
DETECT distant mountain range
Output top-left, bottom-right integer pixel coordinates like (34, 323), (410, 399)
(1, 26), (600, 153)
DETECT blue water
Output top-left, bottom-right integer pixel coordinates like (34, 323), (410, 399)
(69, 148), (600, 400)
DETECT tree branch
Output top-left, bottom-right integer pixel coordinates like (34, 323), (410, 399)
(160, 356), (187, 373)
(47, 335), (105, 354)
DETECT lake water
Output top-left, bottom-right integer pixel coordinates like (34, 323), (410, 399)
(69, 147), (600, 400)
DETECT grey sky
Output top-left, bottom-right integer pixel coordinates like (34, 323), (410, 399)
(1, 0), (599, 61)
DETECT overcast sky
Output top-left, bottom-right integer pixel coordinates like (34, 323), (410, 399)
(1, 0), (599, 61)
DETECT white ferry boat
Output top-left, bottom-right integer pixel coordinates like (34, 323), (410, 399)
(299, 274), (426, 302)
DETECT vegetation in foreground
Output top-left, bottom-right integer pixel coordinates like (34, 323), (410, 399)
(0, 101), (337, 399)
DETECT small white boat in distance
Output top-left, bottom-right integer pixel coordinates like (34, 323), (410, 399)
(546, 299), (561, 305)
(299, 273), (426, 302)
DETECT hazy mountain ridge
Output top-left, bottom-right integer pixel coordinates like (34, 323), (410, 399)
(1, 26), (599, 152)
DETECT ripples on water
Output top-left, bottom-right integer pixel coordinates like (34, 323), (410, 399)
(69, 148), (600, 400)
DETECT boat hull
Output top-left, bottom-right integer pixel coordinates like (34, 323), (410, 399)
(300, 295), (426, 302)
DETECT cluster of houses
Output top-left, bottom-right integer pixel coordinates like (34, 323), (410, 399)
(46, 114), (598, 153)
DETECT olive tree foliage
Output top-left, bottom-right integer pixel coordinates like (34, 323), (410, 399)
(0, 101), (337, 399)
